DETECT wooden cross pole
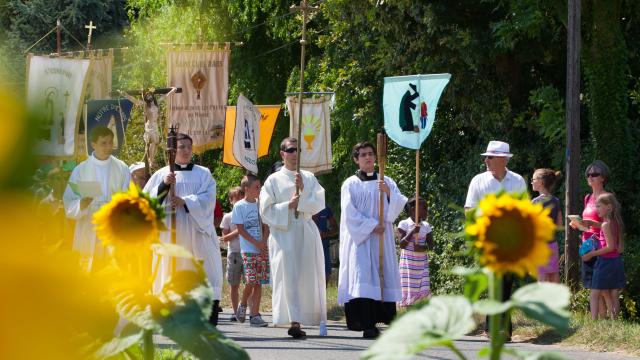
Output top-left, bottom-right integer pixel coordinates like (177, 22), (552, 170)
(290, 0), (318, 218)
(85, 21), (96, 51)
(56, 19), (62, 56)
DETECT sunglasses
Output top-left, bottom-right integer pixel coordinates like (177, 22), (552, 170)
(282, 147), (298, 153)
(484, 156), (494, 160)
(587, 173), (601, 178)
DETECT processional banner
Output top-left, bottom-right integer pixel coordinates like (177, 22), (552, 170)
(287, 96), (333, 174)
(231, 95), (261, 174)
(223, 105), (280, 167)
(383, 74), (451, 149)
(166, 49), (229, 153)
(27, 55), (91, 158)
(84, 99), (133, 156)
(87, 51), (113, 100)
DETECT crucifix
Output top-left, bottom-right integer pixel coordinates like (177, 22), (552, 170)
(85, 21), (96, 50)
(119, 87), (182, 172)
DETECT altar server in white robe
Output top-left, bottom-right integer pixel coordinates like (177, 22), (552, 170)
(143, 133), (223, 326)
(260, 137), (328, 339)
(64, 126), (130, 272)
(338, 141), (408, 339)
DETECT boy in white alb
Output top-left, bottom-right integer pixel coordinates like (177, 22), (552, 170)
(63, 126), (130, 271)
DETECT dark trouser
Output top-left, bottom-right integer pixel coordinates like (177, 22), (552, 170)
(209, 300), (220, 326)
(344, 297), (396, 331)
(485, 274), (513, 338)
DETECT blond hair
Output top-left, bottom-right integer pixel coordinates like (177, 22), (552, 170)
(597, 193), (624, 253)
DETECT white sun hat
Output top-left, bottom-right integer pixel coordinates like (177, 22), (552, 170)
(128, 162), (146, 173)
(480, 141), (513, 158)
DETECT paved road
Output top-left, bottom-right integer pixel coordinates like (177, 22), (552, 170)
(158, 310), (639, 360)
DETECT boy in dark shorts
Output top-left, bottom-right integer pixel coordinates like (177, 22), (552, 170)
(219, 186), (244, 321)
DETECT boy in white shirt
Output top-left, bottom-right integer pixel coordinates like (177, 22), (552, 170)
(219, 186), (244, 321)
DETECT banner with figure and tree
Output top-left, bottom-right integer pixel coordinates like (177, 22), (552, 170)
(27, 55), (91, 158)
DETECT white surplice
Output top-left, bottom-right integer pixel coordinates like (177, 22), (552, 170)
(63, 154), (130, 271)
(143, 165), (223, 300)
(259, 167), (327, 326)
(337, 174), (408, 304)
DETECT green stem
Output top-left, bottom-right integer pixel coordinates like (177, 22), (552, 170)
(446, 343), (468, 360)
(143, 329), (154, 360)
(488, 272), (504, 360)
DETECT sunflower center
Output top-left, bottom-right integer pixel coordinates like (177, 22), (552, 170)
(485, 209), (535, 262)
(110, 201), (154, 242)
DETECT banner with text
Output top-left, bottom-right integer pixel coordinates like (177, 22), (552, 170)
(87, 54), (113, 100)
(166, 49), (229, 153)
(287, 96), (333, 174)
(84, 99), (133, 156)
(223, 105), (280, 167)
(232, 95), (261, 174)
(27, 55), (91, 158)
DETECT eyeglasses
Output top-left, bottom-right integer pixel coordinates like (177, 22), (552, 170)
(587, 173), (601, 178)
(282, 147), (298, 153)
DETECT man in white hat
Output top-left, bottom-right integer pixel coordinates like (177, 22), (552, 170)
(464, 140), (526, 210)
(129, 162), (149, 189)
(464, 140), (526, 342)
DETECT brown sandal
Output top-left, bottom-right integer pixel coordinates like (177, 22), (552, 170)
(287, 322), (307, 339)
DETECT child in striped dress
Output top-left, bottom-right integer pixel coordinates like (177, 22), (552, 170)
(397, 197), (434, 307)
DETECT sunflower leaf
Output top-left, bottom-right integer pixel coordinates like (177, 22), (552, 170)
(361, 296), (475, 360)
(511, 283), (570, 332)
(158, 298), (249, 360)
(151, 243), (194, 259)
(94, 330), (143, 359)
(473, 299), (514, 315)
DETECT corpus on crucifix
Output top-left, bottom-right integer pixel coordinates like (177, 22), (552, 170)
(120, 87), (181, 170)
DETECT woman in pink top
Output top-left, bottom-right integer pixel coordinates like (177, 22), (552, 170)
(569, 160), (610, 317)
(581, 193), (625, 319)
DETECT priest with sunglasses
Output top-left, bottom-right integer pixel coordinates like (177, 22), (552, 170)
(259, 137), (328, 339)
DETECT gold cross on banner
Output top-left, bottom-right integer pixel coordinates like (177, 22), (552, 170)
(85, 21), (96, 50)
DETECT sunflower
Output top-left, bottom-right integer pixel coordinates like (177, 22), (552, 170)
(465, 193), (556, 277)
(93, 184), (164, 252)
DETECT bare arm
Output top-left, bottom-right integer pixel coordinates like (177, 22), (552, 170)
(157, 87), (177, 103)
(220, 227), (239, 242)
(119, 90), (144, 106)
(583, 222), (616, 260)
(236, 224), (266, 252)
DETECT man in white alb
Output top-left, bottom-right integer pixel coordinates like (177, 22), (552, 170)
(143, 133), (223, 326)
(338, 141), (408, 339)
(259, 137), (328, 339)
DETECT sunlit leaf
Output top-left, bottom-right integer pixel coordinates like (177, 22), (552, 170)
(361, 296), (475, 360)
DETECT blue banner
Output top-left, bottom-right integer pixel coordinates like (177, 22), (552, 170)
(85, 99), (133, 156)
(383, 74), (451, 149)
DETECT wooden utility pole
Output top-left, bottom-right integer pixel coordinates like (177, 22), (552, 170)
(565, 0), (581, 289)
(56, 19), (62, 56)
(290, 0), (318, 218)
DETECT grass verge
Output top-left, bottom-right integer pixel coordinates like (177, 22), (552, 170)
(512, 310), (640, 356)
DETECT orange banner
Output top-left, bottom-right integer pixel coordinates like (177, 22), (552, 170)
(223, 105), (281, 166)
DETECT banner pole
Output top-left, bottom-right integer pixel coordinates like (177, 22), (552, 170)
(415, 148), (420, 243)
